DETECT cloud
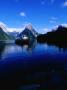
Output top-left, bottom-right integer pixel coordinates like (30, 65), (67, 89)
(49, 17), (57, 23)
(41, 0), (55, 5)
(52, 23), (67, 31)
(0, 21), (7, 27)
(62, 1), (67, 7)
(61, 23), (67, 27)
(20, 12), (26, 17)
(40, 28), (51, 34)
(54, 23), (67, 28)
(7, 23), (28, 32)
(43, 28), (50, 33)
(49, 20), (55, 23)
(7, 22), (32, 32)
(7, 28), (23, 32)
(51, 17), (57, 20)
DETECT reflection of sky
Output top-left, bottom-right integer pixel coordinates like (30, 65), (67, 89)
(1, 43), (67, 60)
(1, 44), (29, 59)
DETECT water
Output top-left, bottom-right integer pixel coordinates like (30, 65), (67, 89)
(0, 41), (67, 90)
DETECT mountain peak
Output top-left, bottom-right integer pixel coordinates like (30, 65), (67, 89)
(0, 22), (8, 33)
(25, 23), (33, 30)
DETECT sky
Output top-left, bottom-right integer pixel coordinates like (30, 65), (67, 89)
(0, 0), (67, 33)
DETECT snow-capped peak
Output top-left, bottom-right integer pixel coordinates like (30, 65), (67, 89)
(25, 23), (33, 30)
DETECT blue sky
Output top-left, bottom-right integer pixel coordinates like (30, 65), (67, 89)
(0, 0), (67, 33)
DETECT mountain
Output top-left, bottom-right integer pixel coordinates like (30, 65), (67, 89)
(0, 22), (8, 34)
(0, 24), (14, 40)
(15, 24), (39, 45)
(37, 25), (67, 48)
(17, 24), (38, 40)
(8, 31), (19, 39)
(25, 24), (38, 37)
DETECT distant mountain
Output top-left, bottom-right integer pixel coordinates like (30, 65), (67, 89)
(0, 24), (14, 40)
(25, 24), (38, 37)
(17, 24), (38, 40)
(8, 31), (19, 39)
(37, 25), (67, 48)
(15, 24), (39, 45)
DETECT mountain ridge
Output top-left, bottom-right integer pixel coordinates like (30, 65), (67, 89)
(37, 25), (67, 48)
(0, 24), (14, 40)
(17, 24), (38, 39)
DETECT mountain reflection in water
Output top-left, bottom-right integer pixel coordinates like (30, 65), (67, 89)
(0, 41), (67, 90)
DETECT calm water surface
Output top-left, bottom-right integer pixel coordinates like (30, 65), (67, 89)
(0, 41), (67, 90)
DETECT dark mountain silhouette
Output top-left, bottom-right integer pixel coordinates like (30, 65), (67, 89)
(37, 25), (67, 48)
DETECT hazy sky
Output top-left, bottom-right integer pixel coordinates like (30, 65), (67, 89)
(0, 0), (67, 33)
